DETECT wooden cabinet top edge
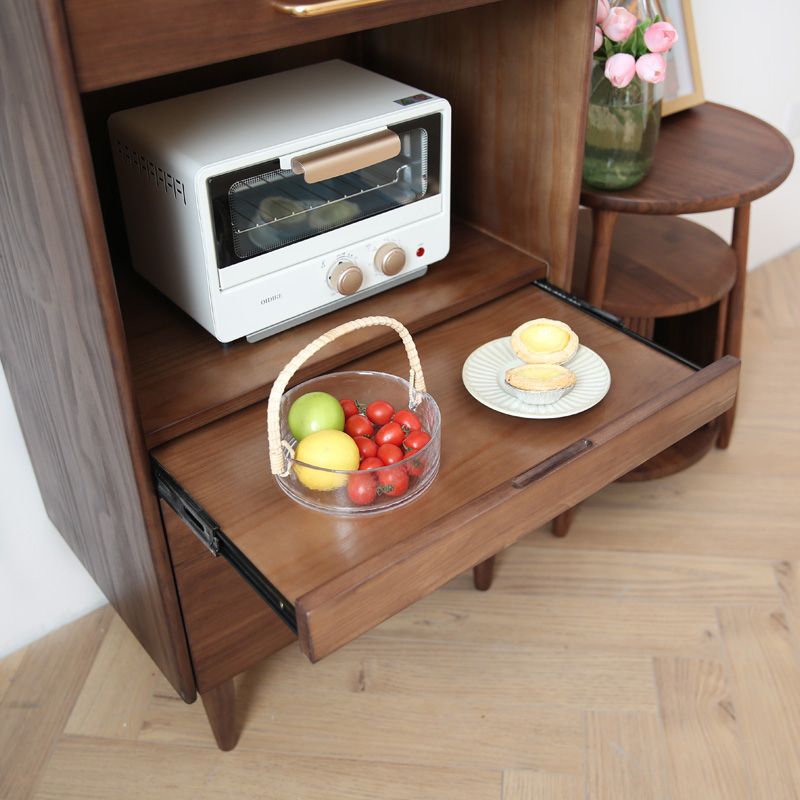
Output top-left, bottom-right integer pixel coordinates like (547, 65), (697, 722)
(64, 0), (503, 92)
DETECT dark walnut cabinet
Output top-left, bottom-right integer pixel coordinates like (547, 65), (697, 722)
(0, 0), (739, 750)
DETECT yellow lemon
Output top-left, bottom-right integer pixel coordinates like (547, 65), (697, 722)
(293, 429), (360, 491)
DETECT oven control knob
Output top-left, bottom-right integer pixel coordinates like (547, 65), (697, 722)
(329, 260), (363, 296)
(374, 243), (406, 277)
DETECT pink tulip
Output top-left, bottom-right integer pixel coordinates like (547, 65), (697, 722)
(596, 0), (610, 24)
(636, 52), (667, 83)
(605, 52), (637, 88)
(594, 25), (604, 52)
(601, 7), (638, 42)
(644, 21), (679, 53)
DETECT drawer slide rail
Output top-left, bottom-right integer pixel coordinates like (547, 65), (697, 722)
(155, 461), (220, 555)
(153, 460), (298, 634)
(534, 279), (701, 370)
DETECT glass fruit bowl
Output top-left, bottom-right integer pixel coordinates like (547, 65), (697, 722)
(267, 317), (441, 516)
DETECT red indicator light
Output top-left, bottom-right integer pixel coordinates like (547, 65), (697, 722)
(416, 247), (425, 258)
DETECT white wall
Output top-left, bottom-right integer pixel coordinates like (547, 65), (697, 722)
(683, 0), (799, 267)
(1, 3), (797, 659)
(0, 365), (106, 657)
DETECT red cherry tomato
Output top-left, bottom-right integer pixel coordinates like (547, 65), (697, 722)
(353, 436), (378, 460)
(359, 457), (384, 470)
(347, 472), (377, 506)
(403, 450), (425, 477)
(377, 466), (409, 497)
(339, 399), (359, 419)
(345, 414), (373, 438)
(403, 430), (431, 452)
(393, 409), (422, 434)
(375, 421), (405, 447)
(377, 443), (404, 465)
(366, 400), (395, 426)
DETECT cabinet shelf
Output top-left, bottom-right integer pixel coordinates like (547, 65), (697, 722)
(120, 221), (546, 447)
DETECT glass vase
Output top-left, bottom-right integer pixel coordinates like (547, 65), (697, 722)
(582, 60), (663, 191)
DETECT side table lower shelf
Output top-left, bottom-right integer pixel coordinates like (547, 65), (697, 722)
(619, 421), (719, 482)
(572, 210), (737, 320)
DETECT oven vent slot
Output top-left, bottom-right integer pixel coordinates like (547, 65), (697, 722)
(115, 140), (186, 206)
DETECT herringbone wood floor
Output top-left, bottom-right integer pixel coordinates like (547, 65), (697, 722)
(2, 251), (799, 800)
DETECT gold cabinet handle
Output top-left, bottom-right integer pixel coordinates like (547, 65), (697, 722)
(271, 0), (389, 17)
(291, 130), (401, 183)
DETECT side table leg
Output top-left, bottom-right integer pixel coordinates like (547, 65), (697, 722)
(201, 678), (238, 751)
(713, 295), (730, 361)
(585, 209), (619, 307)
(473, 556), (496, 591)
(623, 316), (656, 339)
(718, 203), (751, 449)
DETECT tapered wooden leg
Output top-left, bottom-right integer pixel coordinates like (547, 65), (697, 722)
(552, 507), (576, 538)
(584, 209), (619, 307)
(200, 678), (238, 751)
(718, 203), (750, 449)
(713, 295), (730, 362)
(473, 556), (496, 591)
(623, 316), (656, 339)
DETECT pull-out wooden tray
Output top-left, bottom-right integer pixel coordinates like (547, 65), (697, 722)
(154, 283), (739, 663)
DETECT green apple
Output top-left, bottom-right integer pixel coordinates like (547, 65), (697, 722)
(287, 391), (345, 441)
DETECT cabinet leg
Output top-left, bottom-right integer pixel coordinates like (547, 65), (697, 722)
(718, 203), (750, 449)
(200, 678), (238, 751)
(585, 209), (619, 307)
(473, 556), (496, 591)
(552, 507), (576, 538)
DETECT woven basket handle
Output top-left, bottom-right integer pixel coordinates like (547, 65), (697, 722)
(267, 316), (427, 476)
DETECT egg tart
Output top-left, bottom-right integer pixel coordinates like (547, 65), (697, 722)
(511, 318), (579, 365)
(504, 363), (577, 405)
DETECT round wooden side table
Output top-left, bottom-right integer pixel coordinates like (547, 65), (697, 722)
(573, 102), (793, 480)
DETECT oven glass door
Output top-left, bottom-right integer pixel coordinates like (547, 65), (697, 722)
(209, 114), (442, 269)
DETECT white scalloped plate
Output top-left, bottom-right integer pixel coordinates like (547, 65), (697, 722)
(462, 338), (611, 419)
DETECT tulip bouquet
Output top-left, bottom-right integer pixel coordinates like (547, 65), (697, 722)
(583, 0), (679, 189)
(593, 0), (679, 89)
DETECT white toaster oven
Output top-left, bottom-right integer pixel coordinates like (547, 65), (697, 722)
(109, 60), (451, 343)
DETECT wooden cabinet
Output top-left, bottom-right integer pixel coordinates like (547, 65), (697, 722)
(0, 0), (738, 750)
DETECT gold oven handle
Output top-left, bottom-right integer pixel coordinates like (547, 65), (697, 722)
(291, 130), (401, 184)
(271, 0), (389, 17)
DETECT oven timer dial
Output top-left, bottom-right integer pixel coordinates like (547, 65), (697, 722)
(328, 260), (363, 296)
(374, 243), (406, 276)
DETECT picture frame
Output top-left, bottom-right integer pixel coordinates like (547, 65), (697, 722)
(659, 0), (705, 116)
